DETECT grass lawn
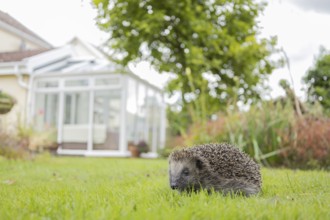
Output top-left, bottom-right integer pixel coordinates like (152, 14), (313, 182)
(0, 155), (329, 220)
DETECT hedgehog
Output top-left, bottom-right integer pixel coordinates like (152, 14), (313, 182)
(168, 143), (262, 196)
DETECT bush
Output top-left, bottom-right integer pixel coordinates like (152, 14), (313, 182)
(16, 123), (57, 152)
(288, 117), (330, 169)
(0, 122), (57, 159)
(172, 101), (330, 169)
(0, 131), (28, 159)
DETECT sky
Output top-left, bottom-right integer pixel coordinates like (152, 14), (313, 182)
(1, 0), (330, 99)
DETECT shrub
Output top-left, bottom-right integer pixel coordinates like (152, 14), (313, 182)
(16, 123), (57, 152)
(0, 131), (28, 159)
(0, 122), (57, 159)
(172, 101), (330, 169)
(287, 117), (330, 169)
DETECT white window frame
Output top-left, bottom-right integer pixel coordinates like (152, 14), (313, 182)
(30, 71), (165, 157)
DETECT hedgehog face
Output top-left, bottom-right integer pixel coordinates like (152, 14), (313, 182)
(169, 157), (203, 192)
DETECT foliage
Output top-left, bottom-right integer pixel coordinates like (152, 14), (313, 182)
(0, 91), (16, 114)
(170, 101), (330, 169)
(16, 122), (57, 152)
(0, 121), (57, 159)
(289, 117), (330, 168)
(166, 106), (192, 136)
(185, 102), (295, 166)
(93, 0), (278, 120)
(0, 131), (27, 159)
(0, 157), (329, 219)
(304, 46), (330, 113)
(136, 140), (149, 153)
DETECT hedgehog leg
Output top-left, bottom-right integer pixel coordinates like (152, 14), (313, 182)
(220, 179), (260, 197)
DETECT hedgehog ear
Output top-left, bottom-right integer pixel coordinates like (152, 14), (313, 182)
(196, 158), (203, 170)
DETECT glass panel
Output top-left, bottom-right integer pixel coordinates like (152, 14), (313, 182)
(154, 92), (162, 150)
(37, 81), (58, 88)
(146, 90), (162, 153)
(126, 78), (137, 144)
(34, 93), (59, 130)
(93, 90), (121, 150)
(136, 83), (147, 143)
(62, 92), (89, 150)
(146, 89), (155, 151)
(65, 79), (89, 87)
(95, 77), (120, 86)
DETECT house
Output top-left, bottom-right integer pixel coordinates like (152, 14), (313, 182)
(0, 10), (166, 157)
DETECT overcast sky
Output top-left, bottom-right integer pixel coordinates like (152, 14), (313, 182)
(1, 0), (330, 99)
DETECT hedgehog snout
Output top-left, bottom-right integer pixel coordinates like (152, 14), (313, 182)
(170, 184), (178, 190)
(169, 174), (178, 190)
(170, 177), (179, 190)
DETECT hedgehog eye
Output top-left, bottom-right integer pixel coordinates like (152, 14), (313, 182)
(182, 168), (189, 176)
(196, 159), (203, 170)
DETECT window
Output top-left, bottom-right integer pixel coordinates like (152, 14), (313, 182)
(65, 79), (89, 87)
(64, 92), (89, 124)
(34, 93), (59, 130)
(93, 90), (121, 150)
(37, 81), (58, 88)
(95, 77), (120, 86)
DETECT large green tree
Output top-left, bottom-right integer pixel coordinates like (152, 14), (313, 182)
(93, 0), (277, 120)
(304, 47), (330, 111)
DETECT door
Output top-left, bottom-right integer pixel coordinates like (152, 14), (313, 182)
(93, 90), (121, 150)
(61, 92), (90, 150)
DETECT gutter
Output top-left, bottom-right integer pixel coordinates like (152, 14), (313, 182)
(14, 64), (29, 89)
(13, 64), (32, 125)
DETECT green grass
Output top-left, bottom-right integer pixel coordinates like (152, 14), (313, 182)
(0, 156), (329, 220)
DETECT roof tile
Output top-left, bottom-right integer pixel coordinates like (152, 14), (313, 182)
(0, 49), (50, 62)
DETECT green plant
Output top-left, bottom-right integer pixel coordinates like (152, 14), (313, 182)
(288, 117), (330, 169)
(16, 123), (57, 152)
(176, 101), (330, 169)
(136, 140), (149, 153)
(304, 46), (330, 113)
(157, 146), (174, 158)
(0, 131), (27, 159)
(0, 91), (16, 114)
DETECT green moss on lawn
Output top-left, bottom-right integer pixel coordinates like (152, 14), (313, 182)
(0, 156), (329, 220)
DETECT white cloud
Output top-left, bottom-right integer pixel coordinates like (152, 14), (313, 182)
(288, 0), (330, 14)
(260, 0), (330, 99)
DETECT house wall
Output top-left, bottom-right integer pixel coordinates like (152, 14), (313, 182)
(0, 29), (41, 52)
(0, 75), (29, 130)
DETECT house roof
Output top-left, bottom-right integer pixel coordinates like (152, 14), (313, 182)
(0, 49), (50, 62)
(0, 10), (52, 48)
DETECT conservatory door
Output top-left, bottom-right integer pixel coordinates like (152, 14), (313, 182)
(93, 90), (121, 150)
(62, 92), (90, 150)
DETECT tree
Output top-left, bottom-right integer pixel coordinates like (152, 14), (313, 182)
(93, 0), (277, 121)
(279, 79), (306, 115)
(304, 47), (330, 111)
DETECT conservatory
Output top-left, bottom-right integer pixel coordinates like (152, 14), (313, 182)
(31, 68), (166, 157)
